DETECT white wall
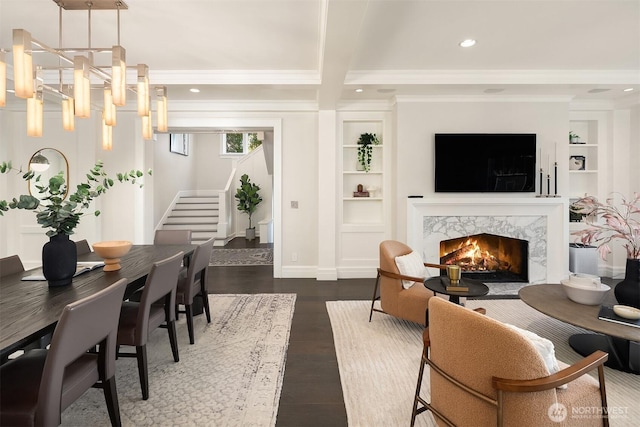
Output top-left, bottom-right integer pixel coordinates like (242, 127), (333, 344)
(194, 133), (235, 190)
(393, 100), (570, 241)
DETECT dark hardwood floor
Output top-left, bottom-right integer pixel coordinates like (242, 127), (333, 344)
(207, 238), (372, 426)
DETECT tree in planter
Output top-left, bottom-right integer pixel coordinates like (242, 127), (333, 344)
(357, 133), (380, 172)
(235, 174), (263, 239)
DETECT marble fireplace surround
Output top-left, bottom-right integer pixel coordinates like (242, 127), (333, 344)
(407, 198), (570, 284)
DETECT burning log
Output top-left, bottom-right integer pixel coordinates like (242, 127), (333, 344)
(440, 244), (475, 265)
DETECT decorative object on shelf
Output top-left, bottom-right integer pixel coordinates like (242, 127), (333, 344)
(0, 1), (168, 145)
(0, 160), (151, 286)
(569, 155), (586, 171)
(92, 240), (133, 272)
(569, 200), (587, 222)
(356, 133), (380, 173)
(235, 173), (262, 240)
(353, 184), (369, 197)
(570, 193), (640, 308)
(366, 185), (377, 197)
(569, 131), (583, 144)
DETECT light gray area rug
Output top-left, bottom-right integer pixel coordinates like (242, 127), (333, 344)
(210, 248), (274, 266)
(62, 293), (296, 426)
(327, 299), (640, 427)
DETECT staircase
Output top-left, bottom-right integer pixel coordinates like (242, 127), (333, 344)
(159, 195), (219, 244)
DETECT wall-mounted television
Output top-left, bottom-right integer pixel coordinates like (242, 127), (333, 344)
(434, 133), (536, 193)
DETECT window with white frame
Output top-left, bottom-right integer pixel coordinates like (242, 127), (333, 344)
(221, 132), (262, 155)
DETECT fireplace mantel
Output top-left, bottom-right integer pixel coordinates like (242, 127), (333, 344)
(407, 197), (570, 284)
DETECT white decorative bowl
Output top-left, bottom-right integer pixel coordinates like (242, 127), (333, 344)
(92, 240), (132, 272)
(560, 279), (610, 305)
(613, 305), (640, 320)
(568, 273), (601, 288)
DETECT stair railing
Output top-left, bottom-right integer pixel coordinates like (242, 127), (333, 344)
(216, 168), (237, 242)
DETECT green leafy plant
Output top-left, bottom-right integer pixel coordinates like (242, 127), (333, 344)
(0, 160), (152, 237)
(235, 173), (262, 229)
(357, 133), (380, 172)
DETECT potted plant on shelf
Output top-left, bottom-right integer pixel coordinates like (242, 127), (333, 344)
(235, 173), (262, 240)
(570, 193), (640, 308)
(0, 160), (151, 287)
(357, 133), (380, 172)
(569, 131), (581, 144)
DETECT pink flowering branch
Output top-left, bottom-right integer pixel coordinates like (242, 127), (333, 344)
(570, 192), (640, 260)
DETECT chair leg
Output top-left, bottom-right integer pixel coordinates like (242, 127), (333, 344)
(185, 305), (195, 344)
(103, 376), (122, 427)
(411, 352), (428, 427)
(369, 272), (381, 322)
(168, 319), (180, 362)
(135, 345), (149, 400)
(201, 284), (211, 324)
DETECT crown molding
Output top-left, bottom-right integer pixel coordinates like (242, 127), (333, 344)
(394, 94), (574, 103)
(150, 70), (321, 85)
(167, 99), (318, 112)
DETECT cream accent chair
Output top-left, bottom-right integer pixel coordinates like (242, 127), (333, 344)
(411, 297), (609, 427)
(370, 240), (445, 326)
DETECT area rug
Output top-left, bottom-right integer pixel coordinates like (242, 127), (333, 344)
(62, 293), (296, 426)
(327, 299), (640, 427)
(210, 248), (274, 266)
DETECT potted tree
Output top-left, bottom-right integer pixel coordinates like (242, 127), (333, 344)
(235, 174), (262, 240)
(357, 133), (380, 172)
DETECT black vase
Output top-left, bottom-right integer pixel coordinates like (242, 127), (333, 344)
(42, 234), (77, 287)
(614, 258), (640, 309)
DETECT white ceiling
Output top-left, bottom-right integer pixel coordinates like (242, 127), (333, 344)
(1, 0), (639, 108)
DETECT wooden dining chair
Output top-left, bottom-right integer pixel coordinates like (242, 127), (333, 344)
(116, 251), (183, 400)
(0, 278), (128, 427)
(176, 237), (214, 344)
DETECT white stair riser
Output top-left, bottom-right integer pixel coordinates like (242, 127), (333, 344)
(163, 224), (218, 231)
(177, 197), (218, 204)
(175, 203), (219, 210)
(165, 218), (217, 225)
(169, 210), (219, 217)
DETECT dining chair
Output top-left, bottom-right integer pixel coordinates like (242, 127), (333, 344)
(116, 251), (183, 400)
(0, 278), (128, 427)
(75, 239), (92, 255)
(0, 254), (49, 361)
(176, 237), (214, 344)
(0, 254), (25, 277)
(154, 229), (192, 245)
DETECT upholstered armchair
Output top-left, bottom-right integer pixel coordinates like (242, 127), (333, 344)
(411, 297), (609, 427)
(370, 240), (446, 325)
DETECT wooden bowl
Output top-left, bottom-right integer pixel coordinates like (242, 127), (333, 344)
(92, 240), (132, 271)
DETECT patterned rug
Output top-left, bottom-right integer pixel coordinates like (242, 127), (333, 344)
(328, 299), (639, 427)
(62, 293), (296, 426)
(210, 248), (274, 266)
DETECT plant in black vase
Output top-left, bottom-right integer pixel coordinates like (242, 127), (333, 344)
(235, 173), (262, 240)
(0, 160), (151, 286)
(570, 193), (640, 308)
(357, 133), (380, 172)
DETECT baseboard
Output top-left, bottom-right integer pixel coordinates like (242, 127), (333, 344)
(337, 266), (378, 279)
(280, 265), (317, 278)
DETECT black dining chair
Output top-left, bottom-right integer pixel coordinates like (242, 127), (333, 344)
(0, 278), (128, 427)
(116, 251), (183, 400)
(176, 237), (214, 344)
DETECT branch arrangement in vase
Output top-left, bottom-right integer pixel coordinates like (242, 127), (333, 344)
(357, 133), (380, 172)
(0, 160), (152, 237)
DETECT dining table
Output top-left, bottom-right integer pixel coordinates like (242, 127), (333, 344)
(0, 244), (196, 361)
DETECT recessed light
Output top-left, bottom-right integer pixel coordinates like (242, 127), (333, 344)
(190, 88), (200, 93)
(459, 39), (476, 47)
(623, 88), (634, 92)
(355, 88), (363, 93)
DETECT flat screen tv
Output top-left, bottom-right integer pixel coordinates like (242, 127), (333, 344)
(434, 133), (536, 193)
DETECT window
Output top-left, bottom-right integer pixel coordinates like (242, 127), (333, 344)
(221, 132), (263, 155)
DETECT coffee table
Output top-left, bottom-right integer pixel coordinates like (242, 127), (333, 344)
(519, 284), (640, 374)
(424, 276), (489, 304)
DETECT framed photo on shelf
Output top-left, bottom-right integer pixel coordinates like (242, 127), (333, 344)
(569, 155), (585, 171)
(169, 134), (190, 156)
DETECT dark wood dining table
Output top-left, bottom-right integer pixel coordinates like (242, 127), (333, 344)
(0, 244), (196, 360)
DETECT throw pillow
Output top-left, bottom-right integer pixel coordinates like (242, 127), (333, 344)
(395, 251), (427, 289)
(505, 324), (567, 389)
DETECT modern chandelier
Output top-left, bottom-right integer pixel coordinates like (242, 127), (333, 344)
(0, 0), (168, 150)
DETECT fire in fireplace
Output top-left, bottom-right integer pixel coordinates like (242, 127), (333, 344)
(439, 233), (529, 282)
